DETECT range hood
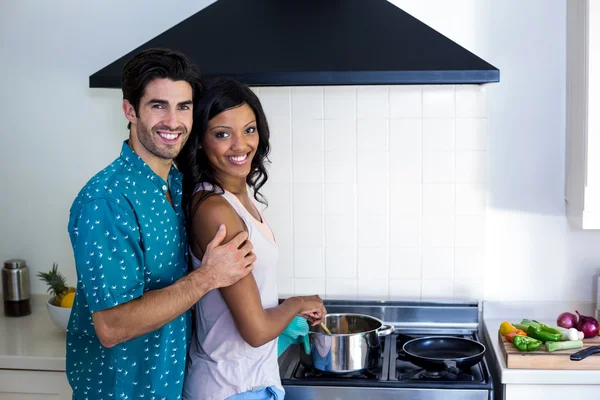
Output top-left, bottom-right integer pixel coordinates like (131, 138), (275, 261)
(90, 0), (499, 88)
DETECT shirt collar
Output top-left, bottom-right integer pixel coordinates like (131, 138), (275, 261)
(119, 140), (182, 192)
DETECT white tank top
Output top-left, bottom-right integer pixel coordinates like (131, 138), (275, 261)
(183, 185), (282, 400)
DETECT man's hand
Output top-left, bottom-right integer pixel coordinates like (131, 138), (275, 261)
(197, 224), (256, 288)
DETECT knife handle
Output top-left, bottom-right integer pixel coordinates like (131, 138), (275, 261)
(570, 345), (600, 361)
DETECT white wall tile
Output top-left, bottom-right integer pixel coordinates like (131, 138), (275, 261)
(261, 182), (292, 215)
(292, 87), (323, 119)
(324, 87), (356, 120)
(277, 278), (294, 297)
(456, 86), (486, 118)
(325, 183), (357, 216)
(390, 86), (422, 119)
(326, 214), (356, 247)
(423, 86), (455, 118)
(267, 116), (292, 183)
(389, 213), (422, 247)
(260, 87), (291, 118)
(422, 247), (454, 280)
(422, 184), (454, 215)
(357, 279), (390, 300)
(325, 247), (357, 278)
(294, 247), (325, 278)
(325, 152), (357, 184)
(454, 247), (485, 280)
(390, 119), (422, 183)
(294, 214), (324, 247)
(358, 183), (388, 216)
(390, 184), (422, 217)
(293, 151), (324, 183)
(269, 116), (292, 153)
(421, 280), (454, 300)
(295, 278), (326, 296)
(266, 157), (292, 184)
(390, 152), (421, 184)
(456, 119), (487, 150)
(324, 120), (356, 153)
(357, 119), (389, 152)
(358, 214), (390, 247)
(455, 215), (486, 247)
(422, 215), (454, 247)
(423, 151), (454, 183)
(276, 240), (294, 279)
(422, 119), (454, 151)
(292, 119), (324, 153)
(292, 183), (323, 216)
(257, 84), (488, 301)
(326, 279), (358, 299)
(325, 183), (356, 216)
(358, 247), (389, 279)
(390, 119), (421, 151)
(455, 151), (487, 183)
(390, 247), (422, 279)
(262, 182), (293, 246)
(390, 279), (422, 300)
(357, 86), (389, 119)
(454, 279), (484, 301)
(455, 184), (486, 214)
(357, 151), (388, 186)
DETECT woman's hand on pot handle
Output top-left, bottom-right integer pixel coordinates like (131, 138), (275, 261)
(297, 295), (327, 326)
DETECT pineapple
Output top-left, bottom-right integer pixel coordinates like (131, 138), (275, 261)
(37, 263), (76, 306)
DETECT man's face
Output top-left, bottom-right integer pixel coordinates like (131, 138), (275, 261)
(124, 78), (193, 163)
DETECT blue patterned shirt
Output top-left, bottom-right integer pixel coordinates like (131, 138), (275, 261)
(67, 141), (190, 400)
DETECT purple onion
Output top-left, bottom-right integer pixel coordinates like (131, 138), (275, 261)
(557, 312), (578, 329)
(575, 310), (599, 338)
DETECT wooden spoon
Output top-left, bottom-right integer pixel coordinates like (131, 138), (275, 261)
(320, 322), (332, 335)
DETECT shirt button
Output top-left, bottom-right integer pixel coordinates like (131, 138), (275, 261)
(162, 185), (167, 191)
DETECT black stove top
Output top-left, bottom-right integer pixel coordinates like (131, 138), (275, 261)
(280, 332), (491, 389)
(278, 300), (495, 400)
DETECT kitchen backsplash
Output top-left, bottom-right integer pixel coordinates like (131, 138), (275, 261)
(251, 85), (487, 302)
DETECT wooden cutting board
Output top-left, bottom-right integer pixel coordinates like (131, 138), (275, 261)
(499, 331), (600, 370)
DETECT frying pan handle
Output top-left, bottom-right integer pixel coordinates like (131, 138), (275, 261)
(570, 345), (600, 361)
(443, 360), (457, 369)
(377, 324), (395, 337)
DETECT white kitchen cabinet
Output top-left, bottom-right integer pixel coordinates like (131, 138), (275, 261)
(0, 369), (71, 399)
(566, 0), (600, 229)
(505, 384), (598, 399)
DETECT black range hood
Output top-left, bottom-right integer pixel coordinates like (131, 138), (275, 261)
(90, 0), (499, 88)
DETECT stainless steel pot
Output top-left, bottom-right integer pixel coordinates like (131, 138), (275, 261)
(299, 313), (394, 374)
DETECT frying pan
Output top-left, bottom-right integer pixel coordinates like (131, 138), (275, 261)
(401, 336), (486, 371)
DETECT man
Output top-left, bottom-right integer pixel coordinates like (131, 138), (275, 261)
(67, 48), (255, 399)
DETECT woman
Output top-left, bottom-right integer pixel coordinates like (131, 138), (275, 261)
(177, 77), (326, 400)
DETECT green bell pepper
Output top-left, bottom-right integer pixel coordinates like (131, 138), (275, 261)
(512, 335), (542, 352)
(526, 325), (562, 343)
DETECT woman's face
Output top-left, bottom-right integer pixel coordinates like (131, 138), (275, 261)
(202, 102), (259, 182)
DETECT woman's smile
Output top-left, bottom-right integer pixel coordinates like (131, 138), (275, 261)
(226, 152), (251, 165)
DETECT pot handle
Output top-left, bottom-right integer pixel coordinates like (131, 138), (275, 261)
(377, 324), (395, 337)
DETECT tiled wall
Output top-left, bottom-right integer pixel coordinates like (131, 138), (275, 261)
(251, 85), (487, 302)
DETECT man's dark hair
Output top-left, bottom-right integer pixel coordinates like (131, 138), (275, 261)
(121, 48), (203, 129)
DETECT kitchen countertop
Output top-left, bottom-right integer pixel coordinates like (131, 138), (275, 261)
(482, 300), (600, 385)
(0, 295), (66, 371)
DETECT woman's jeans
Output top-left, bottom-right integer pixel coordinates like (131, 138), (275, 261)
(225, 386), (285, 400)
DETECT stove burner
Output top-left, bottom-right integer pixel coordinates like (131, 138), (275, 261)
(295, 362), (380, 380)
(304, 367), (378, 380)
(399, 367), (475, 382)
